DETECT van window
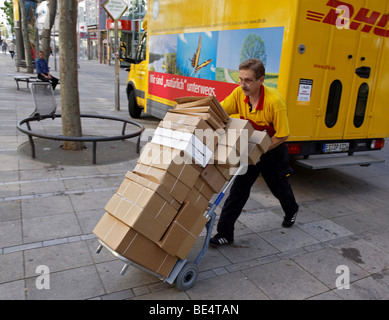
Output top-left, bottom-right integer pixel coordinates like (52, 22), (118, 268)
(354, 83), (369, 128)
(325, 80), (342, 128)
(136, 32), (147, 61)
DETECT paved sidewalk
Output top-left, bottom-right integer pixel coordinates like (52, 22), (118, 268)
(1, 53), (389, 300)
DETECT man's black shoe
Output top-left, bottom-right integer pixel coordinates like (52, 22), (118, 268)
(210, 234), (233, 247)
(282, 208), (298, 228)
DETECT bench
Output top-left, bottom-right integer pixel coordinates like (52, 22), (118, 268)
(13, 75), (42, 90)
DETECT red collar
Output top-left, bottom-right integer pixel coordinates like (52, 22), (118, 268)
(244, 85), (265, 111)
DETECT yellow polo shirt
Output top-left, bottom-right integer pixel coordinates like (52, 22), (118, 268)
(221, 85), (290, 138)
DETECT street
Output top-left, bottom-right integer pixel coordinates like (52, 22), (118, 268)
(1, 52), (389, 300)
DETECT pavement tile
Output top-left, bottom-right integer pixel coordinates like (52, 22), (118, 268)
(297, 219), (353, 242)
(24, 241), (94, 277)
(95, 260), (159, 294)
(216, 233), (279, 264)
(0, 280), (26, 300)
(186, 271), (269, 300)
(292, 248), (370, 289)
(333, 275), (389, 300)
(0, 219), (23, 248)
(238, 210), (283, 233)
(332, 239), (389, 274)
(259, 226), (319, 252)
(0, 251), (24, 284)
(22, 212), (82, 243)
(242, 259), (329, 300)
(25, 265), (105, 300)
(0, 201), (21, 222)
(21, 195), (74, 219)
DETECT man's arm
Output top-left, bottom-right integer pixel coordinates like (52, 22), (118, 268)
(267, 135), (289, 151)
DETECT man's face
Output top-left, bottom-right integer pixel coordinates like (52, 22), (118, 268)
(38, 52), (44, 59)
(238, 69), (264, 96)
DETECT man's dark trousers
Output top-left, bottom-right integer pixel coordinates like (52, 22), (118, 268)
(38, 73), (59, 90)
(216, 143), (298, 241)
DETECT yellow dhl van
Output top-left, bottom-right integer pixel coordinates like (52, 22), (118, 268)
(126, 0), (389, 169)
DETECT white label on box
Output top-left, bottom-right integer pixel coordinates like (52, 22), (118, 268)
(151, 128), (212, 167)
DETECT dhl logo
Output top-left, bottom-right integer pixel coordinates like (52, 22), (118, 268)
(307, 0), (389, 38)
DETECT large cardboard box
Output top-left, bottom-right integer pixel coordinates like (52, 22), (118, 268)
(138, 142), (200, 188)
(124, 171), (180, 210)
(105, 178), (177, 242)
(93, 212), (177, 278)
(134, 163), (190, 203)
(151, 127), (212, 168)
(158, 202), (208, 259)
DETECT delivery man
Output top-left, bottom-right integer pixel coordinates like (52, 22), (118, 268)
(210, 58), (299, 246)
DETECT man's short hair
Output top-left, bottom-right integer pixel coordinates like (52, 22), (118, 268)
(239, 59), (265, 79)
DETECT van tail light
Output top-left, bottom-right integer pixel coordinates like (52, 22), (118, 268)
(371, 139), (385, 150)
(287, 143), (302, 155)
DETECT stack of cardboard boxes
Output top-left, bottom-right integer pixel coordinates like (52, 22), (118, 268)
(93, 96), (272, 278)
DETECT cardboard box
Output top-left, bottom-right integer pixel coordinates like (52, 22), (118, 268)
(169, 108), (225, 130)
(215, 164), (234, 181)
(159, 113), (218, 151)
(194, 176), (214, 200)
(174, 96), (230, 124)
(213, 144), (241, 167)
(158, 202), (208, 259)
(138, 142), (200, 188)
(134, 163), (190, 203)
(151, 127), (213, 168)
(184, 188), (209, 215)
(124, 171), (180, 210)
(106, 179), (177, 242)
(93, 212), (177, 278)
(249, 130), (272, 154)
(247, 142), (262, 165)
(218, 118), (254, 150)
(194, 163), (227, 193)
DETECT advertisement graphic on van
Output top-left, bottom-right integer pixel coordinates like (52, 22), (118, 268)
(148, 27), (284, 102)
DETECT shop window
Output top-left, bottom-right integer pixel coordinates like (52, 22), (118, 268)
(353, 83), (369, 128)
(325, 80), (343, 128)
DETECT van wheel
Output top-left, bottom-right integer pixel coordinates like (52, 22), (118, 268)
(128, 90), (142, 118)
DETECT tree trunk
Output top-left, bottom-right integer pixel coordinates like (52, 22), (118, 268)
(19, 0), (33, 73)
(41, 0), (57, 63)
(58, 0), (83, 150)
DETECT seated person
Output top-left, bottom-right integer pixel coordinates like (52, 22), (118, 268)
(36, 50), (59, 90)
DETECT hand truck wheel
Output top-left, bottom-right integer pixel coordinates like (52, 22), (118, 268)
(175, 262), (198, 291)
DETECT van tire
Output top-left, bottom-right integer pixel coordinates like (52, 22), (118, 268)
(128, 89), (142, 118)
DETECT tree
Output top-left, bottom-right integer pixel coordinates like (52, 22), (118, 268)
(58, 0), (83, 151)
(19, 0), (34, 73)
(40, 0), (57, 63)
(0, 0), (14, 34)
(240, 33), (267, 66)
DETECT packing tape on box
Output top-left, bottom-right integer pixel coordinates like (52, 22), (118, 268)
(112, 192), (167, 223)
(102, 219), (119, 242)
(122, 232), (138, 257)
(156, 253), (171, 276)
(129, 174), (178, 208)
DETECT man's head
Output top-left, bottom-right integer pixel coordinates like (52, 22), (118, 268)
(238, 58), (265, 96)
(38, 50), (45, 59)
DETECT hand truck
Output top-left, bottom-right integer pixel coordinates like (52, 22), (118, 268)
(95, 165), (246, 291)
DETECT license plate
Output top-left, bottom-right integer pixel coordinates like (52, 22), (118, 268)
(323, 143), (350, 153)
